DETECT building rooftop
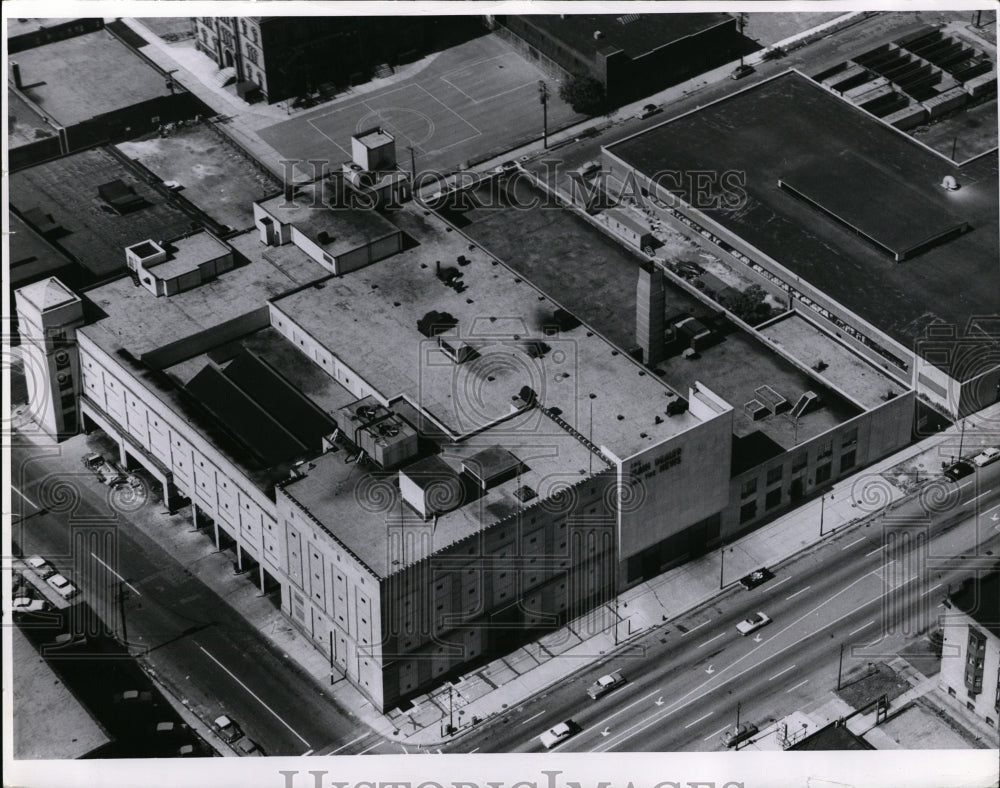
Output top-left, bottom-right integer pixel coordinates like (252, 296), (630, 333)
(356, 127), (394, 149)
(10, 147), (197, 278)
(7, 88), (58, 149)
(271, 203), (704, 460)
(787, 720), (875, 751)
(16, 276), (80, 313)
(11, 626), (111, 759)
(258, 181), (401, 260)
(10, 28), (174, 127)
(281, 411), (603, 578)
(759, 314), (908, 410)
(9, 213), (76, 289)
(81, 230), (328, 359)
(143, 232), (231, 279)
(606, 71), (1000, 379)
(523, 13), (734, 61)
(7, 17), (78, 38)
(948, 570), (1000, 638)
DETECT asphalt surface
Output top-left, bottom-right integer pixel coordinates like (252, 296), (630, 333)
(445, 464), (1000, 752)
(11, 443), (377, 757)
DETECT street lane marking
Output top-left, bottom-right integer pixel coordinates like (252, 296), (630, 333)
(848, 620), (874, 636)
(399, 745), (409, 754)
(786, 586), (811, 600)
(770, 576), (791, 590)
(12, 486), (39, 510)
(964, 489), (993, 506)
(921, 583), (943, 598)
(198, 646), (310, 747)
(866, 545), (885, 557)
(768, 664), (797, 681)
(592, 564), (889, 752)
(302, 748), (314, 756)
(704, 724), (730, 741)
(329, 733), (368, 754)
(786, 679), (809, 693)
(841, 536), (866, 551)
(520, 710), (546, 726)
(684, 711), (713, 729)
(359, 741), (381, 754)
(469, 747), (479, 753)
(697, 632), (725, 649)
(680, 620), (711, 636)
(90, 552), (142, 597)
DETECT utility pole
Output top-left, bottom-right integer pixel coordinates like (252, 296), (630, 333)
(837, 643), (845, 690)
(118, 581), (129, 651)
(719, 540), (726, 589)
(957, 419), (966, 459)
(538, 80), (549, 149)
(408, 145), (417, 180)
(737, 13), (748, 68)
(448, 684), (454, 734)
(733, 700), (742, 749)
(819, 492), (826, 536)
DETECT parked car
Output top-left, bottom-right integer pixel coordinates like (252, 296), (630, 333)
(236, 737), (265, 756)
(587, 670), (627, 700)
(49, 632), (87, 649)
(496, 160), (518, 175)
(674, 261), (705, 278)
(730, 63), (755, 80)
(637, 103), (660, 119)
(177, 744), (197, 757)
(944, 460), (975, 481)
(114, 689), (153, 704)
(720, 722), (758, 747)
(739, 568), (774, 590)
(83, 452), (126, 486)
(972, 447), (1000, 468)
(735, 612), (772, 636)
(25, 555), (56, 580)
(155, 721), (187, 734)
(213, 714), (244, 744)
(538, 719), (579, 749)
(12, 597), (51, 617)
(47, 573), (78, 600)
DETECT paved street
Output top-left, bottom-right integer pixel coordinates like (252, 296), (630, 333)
(10, 441), (376, 757)
(443, 466), (1000, 752)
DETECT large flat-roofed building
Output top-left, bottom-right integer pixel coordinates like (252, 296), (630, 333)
(6, 16), (104, 53)
(603, 70), (1000, 418)
(8, 28), (205, 156)
(495, 13), (739, 101)
(940, 572), (1000, 730)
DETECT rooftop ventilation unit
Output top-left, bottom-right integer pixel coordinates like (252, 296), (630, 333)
(356, 404), (378, 421)
(744, 399), (768, 421)
(378, 423), (400, 438)
(755, 385), (790, 415)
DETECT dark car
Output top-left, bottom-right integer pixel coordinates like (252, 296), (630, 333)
(721, 722), (758, 747)
(739, 568), (774, 590)
(944, 460), (974, 482)
(730, 64), (755, 80)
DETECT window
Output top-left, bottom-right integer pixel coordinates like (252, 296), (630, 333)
(815, 463), (832, 484)
(765, 488), (781, 511)
(741, 478), (757, 499)
(840, 450), (856, 473)
(817, 439), (833, 460)
(740, 500), (757, 524)
(842, 428), (858, 448)
(766, 466), (783, 486)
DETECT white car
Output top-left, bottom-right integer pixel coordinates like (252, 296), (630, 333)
(26, 555), (56, 579)
(12, 597), (51, 616)
(587, 671), (626, 699)
(538, 719), (578, 749)
(735, 612), (772, 636)
(972, 447), (1000, 467)
(47, 573), (78, 600)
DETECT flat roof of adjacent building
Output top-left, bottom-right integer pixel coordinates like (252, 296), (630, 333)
(144, 231), (231, 279)
(787, 720), (875, 751)
(606, 71), (1000, 375)
(272, 203), (704, 460)
(949, 570), (1000, 638)
(10, 213), (75, 288)
(7, 17), (80, 37)
(258, 181), (401, 259)
(10, 147), (197, 278)
(282, 412), (602, 578)
(521, 13), (734, 60)
(11, 627), (111, 759)
(7, 88), (58, 149)
(11, 28), (173, 127)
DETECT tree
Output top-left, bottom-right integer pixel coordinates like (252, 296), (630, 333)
(727, 284), (774, 326)
(559, 74), (606, 115)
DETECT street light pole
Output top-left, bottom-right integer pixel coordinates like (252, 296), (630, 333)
(819, 493), (827, 537)
(837, 643), (845, 690)
(538, 80), (549, 149)
(719, 539), (726, 589)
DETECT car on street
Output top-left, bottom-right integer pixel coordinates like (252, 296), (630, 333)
(739, 568), (773, 590)
(25, 555), (56, 579)
(944, 460), (975, 481)
(720, 722), (758, 747)
(735, 612), (772, 636)
(730, 63), (755, 80)
(637, 103), (660, 119)
(155, 721), (187, 735)
(972, 447), (1000, 467)
(177, 744), (197, 757)
(12, 597), (51, 617)
(538, 719), (579, 749)
(114, 689), (153, 704)
(587, 670), (626, 699)
(236, 737), (266, 756)
(47, 573), (78, 600)
(214, 714), (244, 743)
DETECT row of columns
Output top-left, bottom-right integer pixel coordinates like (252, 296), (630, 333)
(190, 500), (267, 594)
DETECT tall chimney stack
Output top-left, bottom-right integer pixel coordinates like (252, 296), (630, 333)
(636, 263), (666, 366)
